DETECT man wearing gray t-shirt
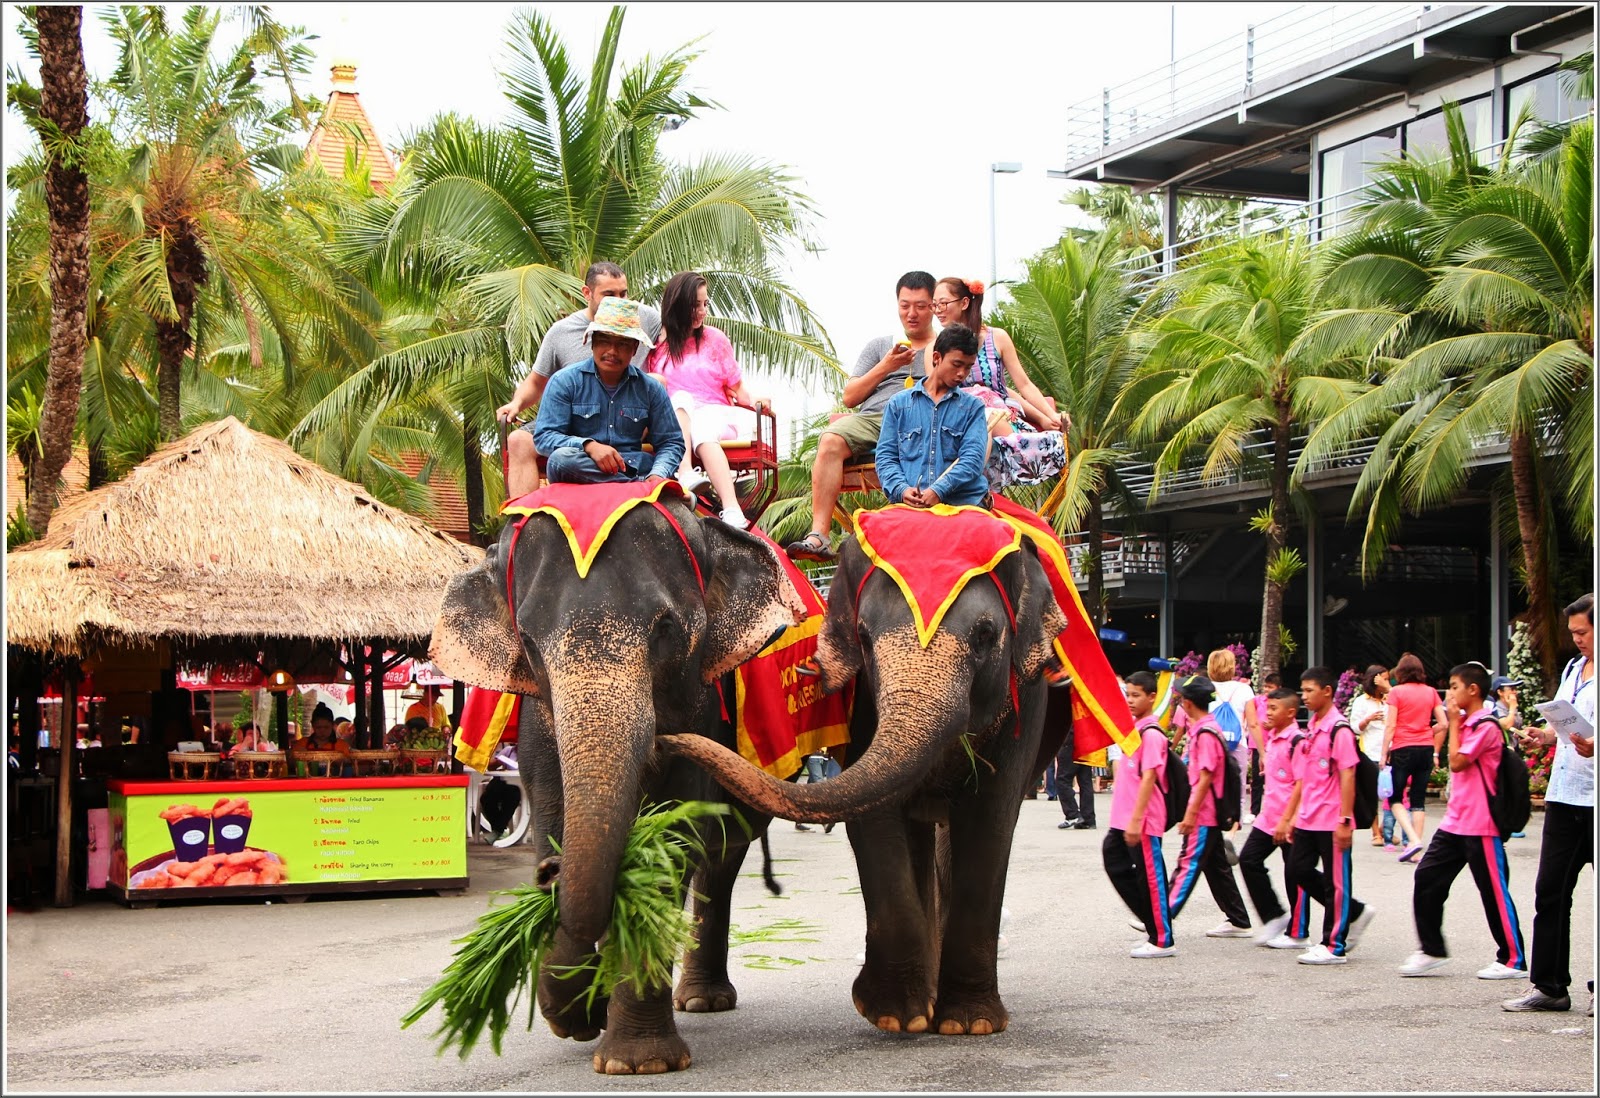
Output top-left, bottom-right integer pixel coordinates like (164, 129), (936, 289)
(784, 271), (936, 562)
(496, 261), (663, 497)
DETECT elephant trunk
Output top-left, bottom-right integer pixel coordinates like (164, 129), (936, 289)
(659, 686), (965, 823)
(544, 648), (655, 945)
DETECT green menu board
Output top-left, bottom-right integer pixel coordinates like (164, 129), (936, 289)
(107, 777), (469, 895)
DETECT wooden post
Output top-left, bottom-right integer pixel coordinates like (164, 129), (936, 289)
(352, 647), (368, 749)
(54, 663), (78, 907)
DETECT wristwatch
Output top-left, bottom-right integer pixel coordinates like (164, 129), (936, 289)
(1338, 815), (1354, 827)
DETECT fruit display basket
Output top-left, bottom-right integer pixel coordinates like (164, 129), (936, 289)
(398, 748), (450, 775)
(288, 749), (350, 777)
(349, 748), (400, 776)
(230, 751), (287, 780)
(167, 752), (222, 781)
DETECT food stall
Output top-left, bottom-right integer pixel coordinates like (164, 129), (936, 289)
(108, 773), (468, 902)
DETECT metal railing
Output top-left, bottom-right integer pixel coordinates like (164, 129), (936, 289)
(1064, 3), (1438, 165)
(1062, 531), (1208, 586)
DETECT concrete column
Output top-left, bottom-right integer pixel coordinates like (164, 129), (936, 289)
(1304, 515), (1324, 669)
(1489, 489), (1510, 671)
(1159, 534), (1176, 657)
(1161, 186), (1180, 274)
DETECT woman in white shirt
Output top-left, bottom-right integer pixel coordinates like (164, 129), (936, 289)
(1503, 592), (1595, 1014)
(1349, 664), (1392, 846)
(1206, 648), (1261, 826)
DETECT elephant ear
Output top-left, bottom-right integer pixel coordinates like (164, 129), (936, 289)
(815, 538), (868, 692)
(997, 542), (1068, 681)
(698, 519), (809, 682)
(428, 547), (540, 695)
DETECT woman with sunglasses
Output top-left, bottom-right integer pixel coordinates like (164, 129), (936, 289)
(932, 277), (1067, 489)
(645, 271), (769, 529)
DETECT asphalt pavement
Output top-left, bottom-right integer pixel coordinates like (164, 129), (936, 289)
(4, 797), (1594, 1093)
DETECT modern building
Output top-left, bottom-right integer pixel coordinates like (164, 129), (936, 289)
(1052, 2), (1593, 678)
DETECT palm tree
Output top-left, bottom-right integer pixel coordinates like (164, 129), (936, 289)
(990, 232), (1147, 625)
(1300, 111), (1593, 684)
(1117, 232), (1371, 678)
(301, 7), (836, 452)
(6, 5), (91, 537)
(91, 5), (376, 439)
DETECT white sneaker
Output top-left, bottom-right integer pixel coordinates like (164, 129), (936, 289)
(678, 471), (712, 496)
(1205, 920), (1253, 938)
(1130, 941), (1176, 959)
(1399, 950), (1449, 977)
(1345, 904), (1376, 951)
(1265, 933), (1310, 950)
(1255, 913), (1291, 947)
(1128, 916), (1146, 933)
(1477, 961), (1530, 980)
(1298, 944), (1348, 966)
(718, 508), (750, 530)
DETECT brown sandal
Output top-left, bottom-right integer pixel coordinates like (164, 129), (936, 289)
(785, 531), (836, 562)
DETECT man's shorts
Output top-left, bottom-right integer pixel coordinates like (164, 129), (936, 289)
(820, 413), (884, 462)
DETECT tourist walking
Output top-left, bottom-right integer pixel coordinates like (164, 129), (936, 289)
(1382, 652), (1446, 863)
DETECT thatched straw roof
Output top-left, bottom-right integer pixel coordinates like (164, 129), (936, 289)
(6, 417), (484, 658)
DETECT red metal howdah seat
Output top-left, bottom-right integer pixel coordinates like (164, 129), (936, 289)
(498, 403), (780, 524)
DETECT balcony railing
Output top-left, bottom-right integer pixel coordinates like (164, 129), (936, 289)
(1064, 3), (1438, 166)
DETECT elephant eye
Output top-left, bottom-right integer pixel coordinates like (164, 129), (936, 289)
(972, 617), (1000, 651)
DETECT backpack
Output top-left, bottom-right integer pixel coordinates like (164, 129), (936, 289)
(1331, 721), (1379, 829)
(1472, 715), (1532, 842)
(1194, 727), (1244, 831)
(1210, 695), (1245, 751)
(1161, 752), (1191, 833)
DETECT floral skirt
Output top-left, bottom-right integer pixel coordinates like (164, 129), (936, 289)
(986, 430), (1066, 491)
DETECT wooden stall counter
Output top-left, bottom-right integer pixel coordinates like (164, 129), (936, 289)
(106, 775), (469, 905)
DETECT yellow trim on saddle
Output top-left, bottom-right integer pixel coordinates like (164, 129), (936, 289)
(500, 479), (674, 579)
(852, 504), (1022, 649)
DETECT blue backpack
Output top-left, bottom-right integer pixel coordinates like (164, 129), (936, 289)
(1210, 697), (1245, 751)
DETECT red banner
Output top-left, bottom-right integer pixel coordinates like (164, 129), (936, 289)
(453, 686), (523, 771)
(989, 496), (1138, 761)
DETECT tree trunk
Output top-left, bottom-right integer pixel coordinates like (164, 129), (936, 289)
(1257, 407), (1293, 679)
(155, 231), (206, 439)
(86, 437), (108, 489)
(1085, 488), (1105, 629)
(461, 413), (487, 548)
(26, 5), (91, 538)
(1508, 429), (1559, 691)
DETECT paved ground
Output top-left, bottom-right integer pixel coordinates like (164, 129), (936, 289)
(5, 798), (1594, 1093)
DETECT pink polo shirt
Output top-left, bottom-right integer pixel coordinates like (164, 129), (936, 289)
(1437, 706), (1502, 837)
(1293, 706), (1360, 831)
(1254, 720), (1302, 834)
(645, 325), (743, 407)
(1186, 715), (1228, 828)
(1109, 717), (1169, 833)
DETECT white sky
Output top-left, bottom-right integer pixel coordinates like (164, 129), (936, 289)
(4, 1), (1305, 427)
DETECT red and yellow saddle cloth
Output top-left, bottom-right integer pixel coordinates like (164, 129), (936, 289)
(989, 495), (1139, 760)
(852, 504), (1024, 648)
(454, 686), (522, 772)
(735, 529), (852, 777)
(498, 479), (684, 579)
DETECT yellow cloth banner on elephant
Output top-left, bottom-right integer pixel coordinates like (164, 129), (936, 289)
(734, 528), (851, 777)
(500, 479), (683, 579)
(852, 504), (1022, 648)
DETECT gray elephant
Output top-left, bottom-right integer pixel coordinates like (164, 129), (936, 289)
(430, 490), (808, 1074)
(660, 532), (1067, 1036)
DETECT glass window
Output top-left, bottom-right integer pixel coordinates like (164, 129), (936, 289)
(1507, 68), (1594, 130)
(1404, 96), (1491, 161)
(1319, 128), (1400, 234)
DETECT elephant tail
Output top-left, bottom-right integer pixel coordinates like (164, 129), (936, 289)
(760, 824), (782, 896)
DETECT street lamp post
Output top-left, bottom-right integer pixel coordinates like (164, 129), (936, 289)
(989, 162), (1022, 287)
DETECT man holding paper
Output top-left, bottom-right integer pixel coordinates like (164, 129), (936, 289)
(1503, 593), (1595, 1015)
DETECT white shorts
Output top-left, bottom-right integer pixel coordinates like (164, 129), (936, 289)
(670, 391), (757, 448)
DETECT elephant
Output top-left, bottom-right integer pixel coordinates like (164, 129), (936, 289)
(659, 531), (1068, 1036)
(430, 490), (809, 1074)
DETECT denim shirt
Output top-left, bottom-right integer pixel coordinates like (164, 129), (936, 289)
(1546, 655), (1595, 808)
(533, 359), (685, 479)
(875, 382), (989, 506)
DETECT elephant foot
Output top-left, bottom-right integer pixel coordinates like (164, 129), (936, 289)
(539, 978), (608, 1042)
(933, 993), (1009, 1036)
(851, 971), (933, 1034)
(591, 1031), (692, 1074)
(673, 976), (737, 1013)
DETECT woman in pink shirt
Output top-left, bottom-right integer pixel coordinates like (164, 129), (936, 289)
(645, 271), (769, 529)
(1382, 652), (1447, 861)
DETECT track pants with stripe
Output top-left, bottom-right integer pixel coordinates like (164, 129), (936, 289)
(1412, 828), (1526, 968)
(1167, 824), (1250, 928)
(1288, 828), (1367, 956)
(1104, 829), (1174, 947)
(1238, 825), (1311, 937)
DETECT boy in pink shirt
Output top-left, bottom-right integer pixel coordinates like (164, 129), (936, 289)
(1239, 687), (1313, 949)
(1277, 666), (1375, 965)
(1399, 663), (1528, 979)
(1166, 674), (1252, 939)
(1103, 672), (1177, 958)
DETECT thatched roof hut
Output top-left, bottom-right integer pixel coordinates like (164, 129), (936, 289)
(6, 416), (483, 659)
